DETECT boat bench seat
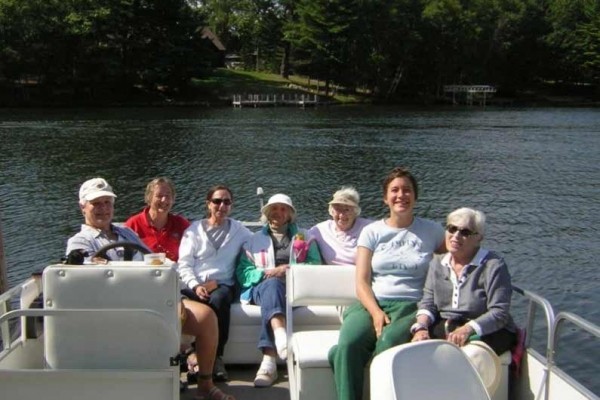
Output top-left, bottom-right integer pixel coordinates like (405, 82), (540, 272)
(223, 302), (342, 364)
(284, 264), (512, 400)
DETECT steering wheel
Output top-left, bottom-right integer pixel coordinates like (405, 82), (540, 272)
(94, 241), (151, 261)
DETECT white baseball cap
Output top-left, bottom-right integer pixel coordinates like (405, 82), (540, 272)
(261, 193), (296, 215)
(79, 178), (116, 203)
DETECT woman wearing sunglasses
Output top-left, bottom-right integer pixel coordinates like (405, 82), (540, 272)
(329, 167), (445, 400)
(411, 207), (517, 356)
(178, 185), (252, 382)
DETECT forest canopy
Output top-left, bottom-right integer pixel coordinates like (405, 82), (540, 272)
(0, 0), (598, 104)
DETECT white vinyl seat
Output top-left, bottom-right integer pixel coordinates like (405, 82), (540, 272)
(43, 264), (180, 369)
(370, 340), (492, 400)
(34, 264), (181, 400)
(286, 264), (358, 400)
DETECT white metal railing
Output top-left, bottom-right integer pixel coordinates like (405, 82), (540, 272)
(513, 285), (600, 400)
(548, 312), (600, 400)
(513, 285), (556, 400)
(0, 276), (42, 351)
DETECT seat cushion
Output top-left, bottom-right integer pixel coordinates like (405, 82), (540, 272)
(291, 330), (340, 368)
(230, 303), (341, 326)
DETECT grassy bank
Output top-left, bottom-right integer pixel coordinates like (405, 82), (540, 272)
(2, 68), (596, 107)
(190, 69), (370, 105)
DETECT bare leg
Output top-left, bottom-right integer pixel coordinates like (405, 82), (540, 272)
(181, 299), (235, 399)
(270, 314), (285, 330)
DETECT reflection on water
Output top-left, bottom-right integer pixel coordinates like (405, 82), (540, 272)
(1, 106), (599, 393)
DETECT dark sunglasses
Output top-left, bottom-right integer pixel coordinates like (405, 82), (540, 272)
(446, 225), (477, 237)
(210, 198), (232, 206)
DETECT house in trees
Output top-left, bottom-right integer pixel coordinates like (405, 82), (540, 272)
(200, 27), (226, 67)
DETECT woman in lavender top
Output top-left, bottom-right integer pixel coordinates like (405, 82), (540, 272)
(308, 186), (372, 265)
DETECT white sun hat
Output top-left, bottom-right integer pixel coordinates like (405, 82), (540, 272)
(261, 193), (296, 215)
(461, 340), (502, 396)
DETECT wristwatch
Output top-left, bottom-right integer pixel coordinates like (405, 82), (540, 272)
(410, 322), (428, 335)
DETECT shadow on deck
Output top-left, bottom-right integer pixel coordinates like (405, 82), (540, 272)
(181, 365), (290, 400)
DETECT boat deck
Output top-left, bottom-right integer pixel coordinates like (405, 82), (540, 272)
(181, 365), (290, 400)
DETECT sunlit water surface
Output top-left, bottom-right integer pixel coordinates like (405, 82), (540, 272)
(1, 105), (598, 393)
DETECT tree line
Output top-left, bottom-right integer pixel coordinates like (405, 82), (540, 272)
(1, 0), (598, 104)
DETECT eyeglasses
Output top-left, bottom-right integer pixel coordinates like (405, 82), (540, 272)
(446, 225), (477, 237)
(210, 198), (232, 206)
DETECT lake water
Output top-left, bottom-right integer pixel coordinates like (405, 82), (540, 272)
(1, 105), (599, 393)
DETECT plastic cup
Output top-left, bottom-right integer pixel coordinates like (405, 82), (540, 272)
(144, 253), (166, 266)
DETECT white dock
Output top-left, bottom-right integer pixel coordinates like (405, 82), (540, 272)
(232, 94), (318, 108)
(443, 85), (497, 106)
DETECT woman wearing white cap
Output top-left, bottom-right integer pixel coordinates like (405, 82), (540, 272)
(236, 193), (322, 387)
(66, 178), (236, 400)
(308, 186), (372, 265)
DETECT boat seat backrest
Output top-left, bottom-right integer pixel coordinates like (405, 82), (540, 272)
(370, 340), (491, 400)
(287, 264), (356, 308)
(42, 264), (180, 369)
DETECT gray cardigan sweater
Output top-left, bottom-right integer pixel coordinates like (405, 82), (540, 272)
(417, 249), (517, 336)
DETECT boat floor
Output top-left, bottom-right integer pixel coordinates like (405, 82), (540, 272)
(181, 365), (290, 400)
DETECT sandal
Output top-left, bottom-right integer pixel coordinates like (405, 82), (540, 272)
(194, 386), (236, 400)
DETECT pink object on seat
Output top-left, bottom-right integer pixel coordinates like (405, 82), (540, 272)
(510, 327), (527, 377)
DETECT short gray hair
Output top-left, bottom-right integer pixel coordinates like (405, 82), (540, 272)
(446, 207), (486, 237)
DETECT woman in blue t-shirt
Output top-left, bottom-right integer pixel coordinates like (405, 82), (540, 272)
(328, 167), (445, 400)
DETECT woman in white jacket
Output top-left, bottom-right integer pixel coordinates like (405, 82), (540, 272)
(178, 185), (252, 381)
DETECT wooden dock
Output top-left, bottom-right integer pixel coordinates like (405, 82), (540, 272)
(232, 93), (318, 108)
(443, 85), (496, 106)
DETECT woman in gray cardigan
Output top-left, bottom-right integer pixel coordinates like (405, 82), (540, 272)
(411, 207), (517, 355)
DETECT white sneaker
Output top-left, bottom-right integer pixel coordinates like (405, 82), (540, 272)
(254, 364), (278, 387)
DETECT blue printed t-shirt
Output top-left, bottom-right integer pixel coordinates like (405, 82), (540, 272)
(358, 217), (444, 301)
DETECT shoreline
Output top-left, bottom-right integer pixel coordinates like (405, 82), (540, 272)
(1, 95), (598, 109)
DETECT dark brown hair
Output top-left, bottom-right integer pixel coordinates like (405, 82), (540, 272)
(205, 185), (233, 202)
(382, 167), (419, 200)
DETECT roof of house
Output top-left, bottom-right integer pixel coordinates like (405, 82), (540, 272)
(201, 27), (226, 51)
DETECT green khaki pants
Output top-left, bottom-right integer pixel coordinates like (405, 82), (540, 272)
(328, 300), (417, 400)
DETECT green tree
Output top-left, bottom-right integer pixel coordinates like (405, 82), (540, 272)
(285, 0), (360, 95)
(0, 0), (208, 102)
(547, 0), (600, 84)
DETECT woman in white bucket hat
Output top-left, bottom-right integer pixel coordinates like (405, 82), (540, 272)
(236, 193), (322, 387)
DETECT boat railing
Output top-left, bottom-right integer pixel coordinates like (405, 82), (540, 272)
(0, 276), (41, 350)
(548, 312), (600, 400)
(513, 285), (556, 350)
(512, 285), (556, 400)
